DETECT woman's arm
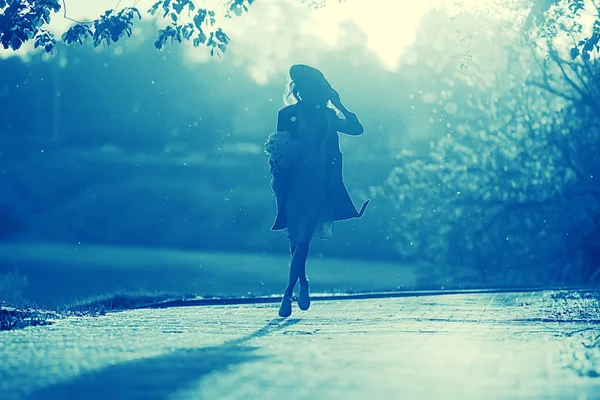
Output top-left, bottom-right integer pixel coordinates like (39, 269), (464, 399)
(330, 89), (364, 135)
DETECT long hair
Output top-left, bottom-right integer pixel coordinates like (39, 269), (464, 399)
(283, 80), (301, 106)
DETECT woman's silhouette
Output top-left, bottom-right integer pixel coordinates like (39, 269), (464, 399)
(268, 64), (369, 318)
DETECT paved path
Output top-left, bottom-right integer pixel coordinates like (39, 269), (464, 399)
(1, 291), (600, 399)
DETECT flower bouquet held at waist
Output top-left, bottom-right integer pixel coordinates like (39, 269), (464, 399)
(264, 130), (300, 173)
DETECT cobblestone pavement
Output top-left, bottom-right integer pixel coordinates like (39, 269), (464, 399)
(1, 291), (600, 399)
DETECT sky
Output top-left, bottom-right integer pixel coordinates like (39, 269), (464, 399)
(1, 0), (530, 81)
(41, 0), (446, 71)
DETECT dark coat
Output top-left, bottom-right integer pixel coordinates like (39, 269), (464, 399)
(270, 103), (370, 231)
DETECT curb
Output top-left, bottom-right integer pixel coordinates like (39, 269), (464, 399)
(135, 286), (598, 310)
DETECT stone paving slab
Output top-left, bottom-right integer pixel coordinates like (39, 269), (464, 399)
(1, 291), (600, 399)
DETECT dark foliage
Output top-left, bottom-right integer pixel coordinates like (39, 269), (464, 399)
(0, 306), (55, 331)
(0, 0), (254, 55)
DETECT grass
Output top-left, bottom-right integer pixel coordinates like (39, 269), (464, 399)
(549, 290), (600, 322)
(0, 306), (57, 331)
(549, 291), (600, 378)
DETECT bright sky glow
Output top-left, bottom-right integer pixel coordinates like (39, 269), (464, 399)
(213, 0), (523, 83)
(311, 0), (533, 70)
(0, 0), (542, 80)
(308, 0), (447, 70)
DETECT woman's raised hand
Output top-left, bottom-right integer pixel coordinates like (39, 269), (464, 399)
(330, 88), (342, 109)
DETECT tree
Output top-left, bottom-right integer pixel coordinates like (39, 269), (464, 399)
(0, 0), (255, 55)
(524, 0), (600, 60)
(0, 0), (343, 56)
(375, 5), (600, 286)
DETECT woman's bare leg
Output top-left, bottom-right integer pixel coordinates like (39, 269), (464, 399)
(297, 242), (309, 283)
(290, 241), (297, 257)
(296, 242), (311, 310)
(284, 240), (297, 296)
(284, 262), (299, 296)
(284, 241), (310, 295)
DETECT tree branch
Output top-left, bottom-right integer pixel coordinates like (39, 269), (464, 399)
(565, 30), (597, 88)
(526, 80), (580, 102)
(464, 184), (599, 238)
(550, 135), (586, 182)
(549, 49), (589, 99)
(62, 0), (93, 24)
(473, 199), (553, 236)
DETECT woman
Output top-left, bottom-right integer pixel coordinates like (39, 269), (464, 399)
(268, 64), (369, 318)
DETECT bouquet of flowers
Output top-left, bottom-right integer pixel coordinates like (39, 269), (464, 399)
(264, 130), (300, 172)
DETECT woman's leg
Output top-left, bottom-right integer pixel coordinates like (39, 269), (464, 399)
(284, 241), (310, 295)
(296, 242), (311, 311)
(290, 241), (297, 257)
(284, 239), (297, 296)
(284, 262), (299, 296)
(294, 242), (310, 284)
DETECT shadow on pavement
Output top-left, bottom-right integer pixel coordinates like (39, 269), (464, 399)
(25, 318), (299, 399)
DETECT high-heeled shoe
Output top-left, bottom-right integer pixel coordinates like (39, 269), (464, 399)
(278, 293), (293, 317)
(298, 280), (310, 311)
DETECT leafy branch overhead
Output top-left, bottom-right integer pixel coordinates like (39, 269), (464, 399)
(2, 0), (598, 59)
(0, 0), (61, 52)
(525, 0), (600, 60)
(0, 0), (254, 55)
(62, 7), (141, 49)
(147, 0), (243, 56)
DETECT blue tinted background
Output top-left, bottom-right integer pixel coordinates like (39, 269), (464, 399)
(1, 1), (598, 305)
